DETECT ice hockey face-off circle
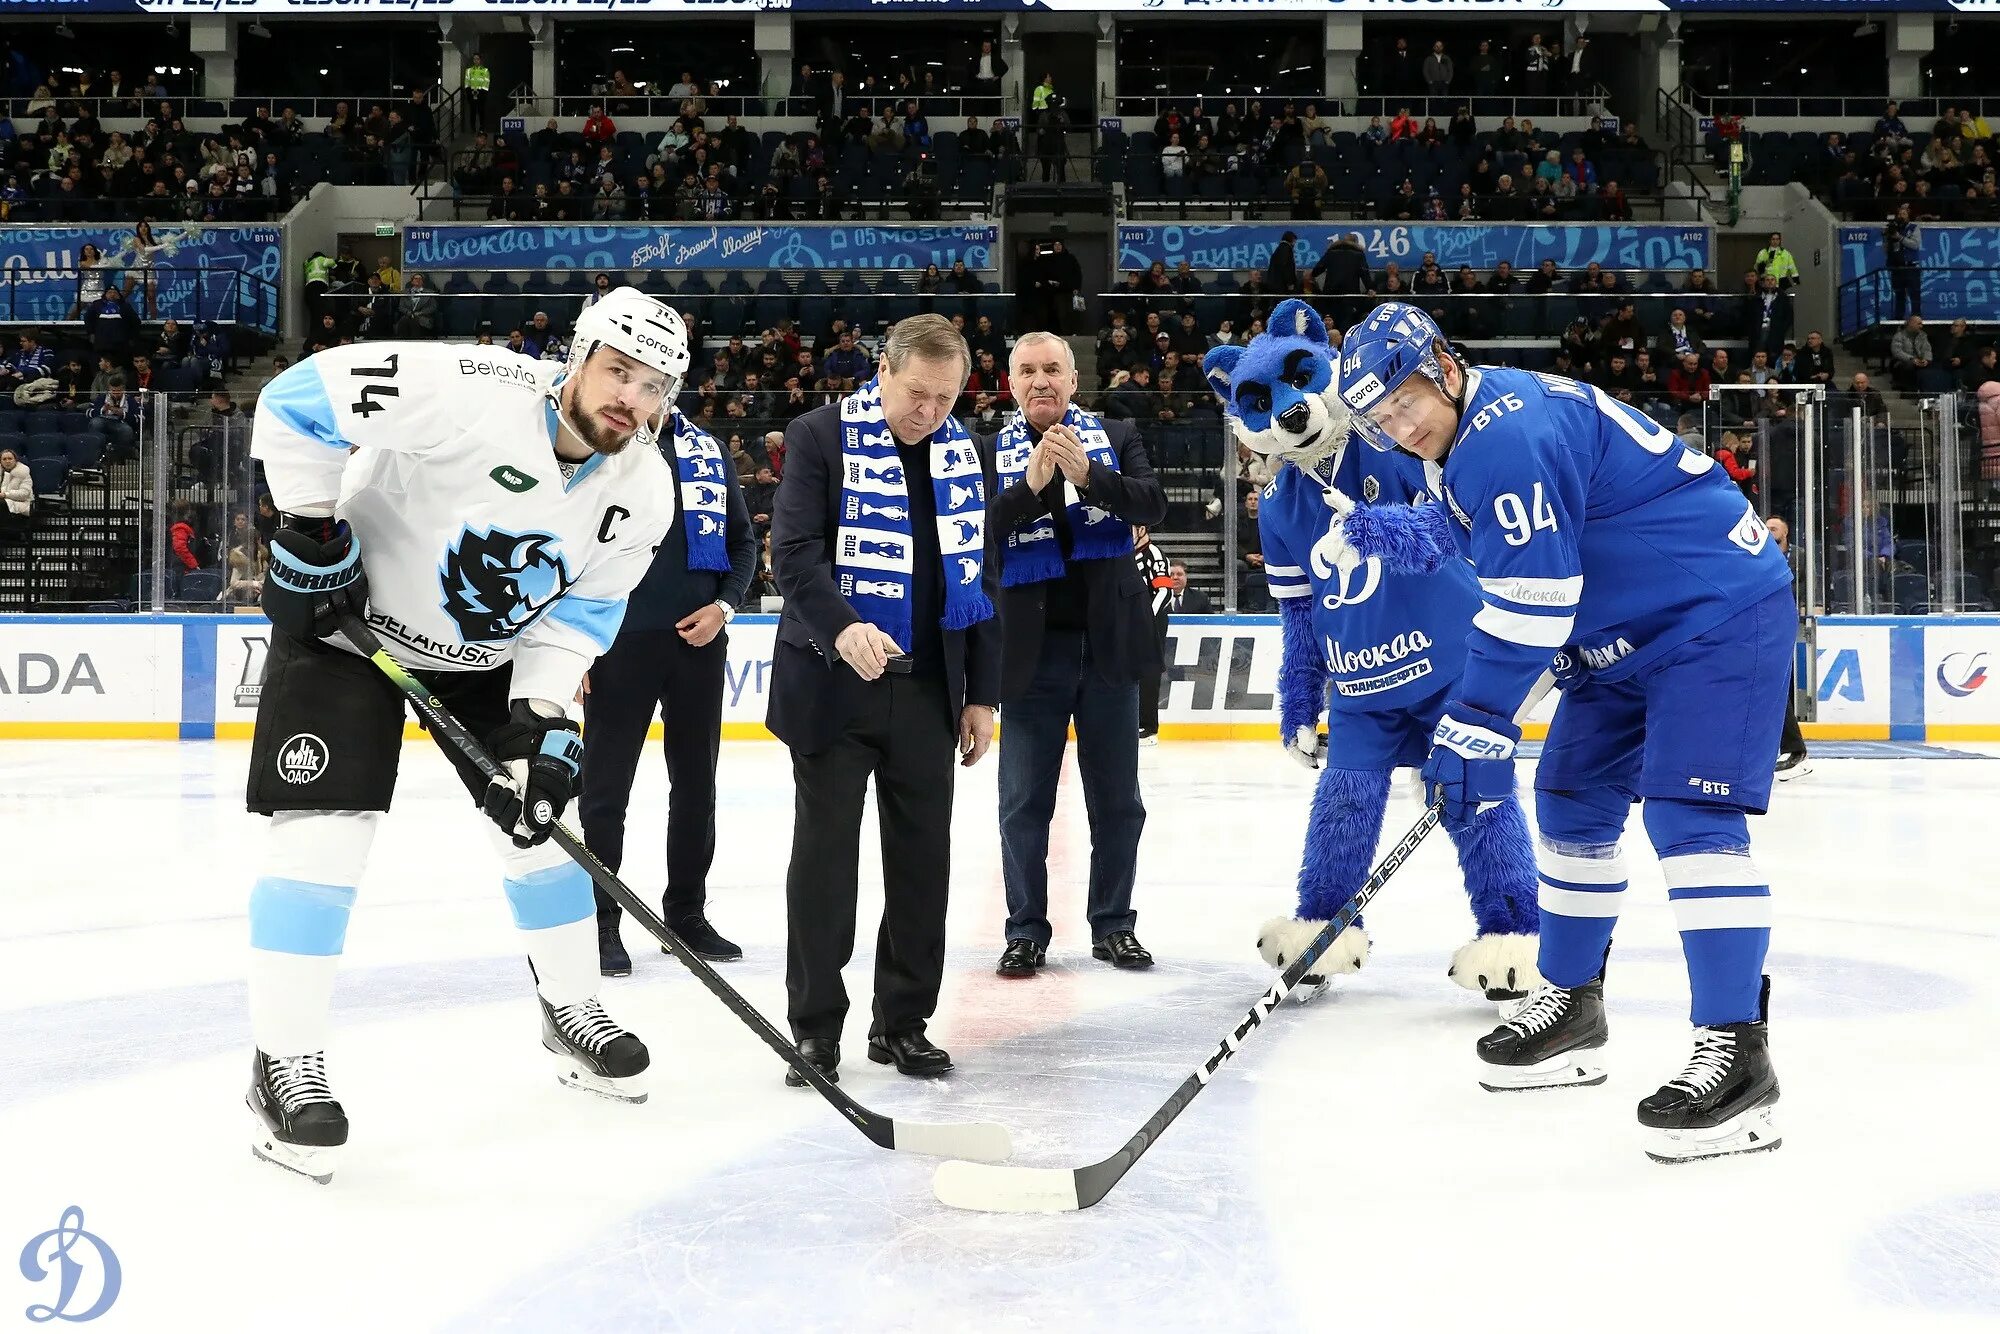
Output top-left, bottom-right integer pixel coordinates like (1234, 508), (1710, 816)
(277, 733), (329, 785)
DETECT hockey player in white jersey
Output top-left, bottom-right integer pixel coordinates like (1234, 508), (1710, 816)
(242, 289), (687, 1182)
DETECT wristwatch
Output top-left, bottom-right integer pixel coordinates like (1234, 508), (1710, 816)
(714, 599), (736, 624)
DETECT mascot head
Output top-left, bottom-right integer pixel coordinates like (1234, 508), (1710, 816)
(1202, 298), (1355, 472)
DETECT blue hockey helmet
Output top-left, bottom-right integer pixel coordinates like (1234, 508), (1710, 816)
(1337, 302), (1458, 452)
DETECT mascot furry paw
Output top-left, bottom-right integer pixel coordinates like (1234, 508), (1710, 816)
(1204, 299), (1542, 1009)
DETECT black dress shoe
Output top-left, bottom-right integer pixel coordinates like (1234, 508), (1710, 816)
(597, 922), (632, 977)
(867, 1030), (953, 1077)
(784, 1037), (840, 1087)
(665, 911), (742, 963)
(1092, 930), (1155, 969)
(996, 938), (1046, 978)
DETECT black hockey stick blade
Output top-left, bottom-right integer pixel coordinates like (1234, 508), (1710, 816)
(341, 613), (1012, 1165)
(933, 802), (1443, 1212)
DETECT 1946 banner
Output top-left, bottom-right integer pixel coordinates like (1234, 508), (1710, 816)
(0, 225), (283, 331)
(1117, 223), (1713, 276)
(402, 224), (999, 274)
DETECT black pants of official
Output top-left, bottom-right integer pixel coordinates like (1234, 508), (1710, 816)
(785, 671), (955, 1044)
(577, 627), (727, 925)
(1780, 683), (1805, 757)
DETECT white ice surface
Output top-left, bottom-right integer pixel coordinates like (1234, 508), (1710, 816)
(2, 739), (1996, 1333)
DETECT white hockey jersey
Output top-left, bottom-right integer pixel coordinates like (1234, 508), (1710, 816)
(251, 342), (678, 705)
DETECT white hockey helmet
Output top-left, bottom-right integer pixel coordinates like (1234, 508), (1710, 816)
(565, 286), (691, 401)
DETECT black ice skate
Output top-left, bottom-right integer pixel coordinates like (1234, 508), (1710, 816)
(1638, 981), (1780, 1163)
(1774, 751), (1813, 782)
(540, 994), (650, 1103)
(247, 1050), (348, 1184)
(1475, 976), (1608, 1092)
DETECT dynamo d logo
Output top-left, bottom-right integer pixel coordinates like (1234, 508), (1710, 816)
(1936, 651), (1989, 698)
(439, 527), (575, 643)
(19, 1205), (121, 1323)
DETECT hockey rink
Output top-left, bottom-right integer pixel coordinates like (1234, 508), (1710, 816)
(2, 737), (1996, 1332)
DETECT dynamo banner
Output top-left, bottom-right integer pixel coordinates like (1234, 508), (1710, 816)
(0, 225), (283, 332)
(1119, 223), (1712, 276)
(402, 223), (999, 274)
(1839, 224), (2000, 328)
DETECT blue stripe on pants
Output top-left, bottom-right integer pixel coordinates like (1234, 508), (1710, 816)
(504, 862), (594, 931)
(249, 876), (358, 956)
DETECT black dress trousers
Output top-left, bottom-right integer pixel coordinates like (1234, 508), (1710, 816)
(578, 626), (728, 921)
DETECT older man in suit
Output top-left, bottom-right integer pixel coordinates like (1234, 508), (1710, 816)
(983, 332), (1167, 978)
(768, 314), (1001, 1086)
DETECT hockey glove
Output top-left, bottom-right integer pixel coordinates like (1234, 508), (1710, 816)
(484, 701), (584, 848)
(263, 515), (368, 645)
(1421, 704), (1520, 831)
(1284, 724), (1326, 771)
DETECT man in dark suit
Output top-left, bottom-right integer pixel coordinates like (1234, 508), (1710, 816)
(767, 314), (1001, 1086)
(579, 410), (760, 977)
(1165, 560), (1211, 614)
(983, 333), (1167, 978)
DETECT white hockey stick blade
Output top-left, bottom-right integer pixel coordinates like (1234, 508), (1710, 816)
(932, 1161), (1083, 1213)
(892, 1119), (1013, 1163)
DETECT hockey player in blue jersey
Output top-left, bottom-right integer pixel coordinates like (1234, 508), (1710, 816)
(1339, 301), (1794, 1163)
(1204, 300), (1540, 1006)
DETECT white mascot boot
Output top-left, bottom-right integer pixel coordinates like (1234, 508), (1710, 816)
(1257, 916), (1370, 1005)
(1449, 933), (1545, 1015)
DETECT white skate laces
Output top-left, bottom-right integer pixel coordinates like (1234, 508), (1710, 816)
(1666, 1027), (1737, 1096)
(550, 998), (625, 1054)
(1503, 987), (1571, 1037)
(266, 1052), (334, 1111)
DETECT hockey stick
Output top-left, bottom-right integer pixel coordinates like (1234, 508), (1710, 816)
(339, 612), (1012, 1164)
(931, 800), (1441, 1213)
(933, 671), (1560, 1212)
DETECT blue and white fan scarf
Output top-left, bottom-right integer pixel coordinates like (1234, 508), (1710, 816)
(993, 402), (1131, 587)
(667, 409), (730, 573)
(835, 377), (993, 653)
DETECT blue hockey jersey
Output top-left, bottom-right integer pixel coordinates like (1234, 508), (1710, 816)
(1261, 444), (1479, 714)
(1431, 366), (1793, 719)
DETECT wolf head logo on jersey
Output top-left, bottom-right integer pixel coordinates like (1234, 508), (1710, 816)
(439, 527), (576, 643)
(1202, 299), (1354, 471)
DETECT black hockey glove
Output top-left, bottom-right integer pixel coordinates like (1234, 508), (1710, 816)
(264, 515), (368, 645)
(483, 701), (584, 848)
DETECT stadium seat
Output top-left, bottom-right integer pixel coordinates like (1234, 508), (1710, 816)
(176, 570), (225, 602)
(64, 434), (105, 472)
(25, 433), (66, 461)
(1893, 572), (1931, 615)
(28, 456), (67, 499)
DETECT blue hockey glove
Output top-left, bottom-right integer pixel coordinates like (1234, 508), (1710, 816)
(484, 701), (583, 848)
(1421, 704), (1521, 830)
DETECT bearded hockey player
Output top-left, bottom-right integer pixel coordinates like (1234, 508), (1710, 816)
(1341, 301), (1793, 1163)
(241, 289), (688, 1182)
(1203, 299), (1539, 1007)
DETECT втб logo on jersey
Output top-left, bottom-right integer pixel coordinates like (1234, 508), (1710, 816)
(439, 527), (576, 642)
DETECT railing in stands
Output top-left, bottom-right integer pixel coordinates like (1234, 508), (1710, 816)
(6, 92), (449, 122)
(1676, 91), (2000, 122)
(1109, 89), (1614, 123)
(1834, 196), (2000, 224)
(1837, 265), (2000, 339)
(505, 94), (1010, 123)
(1656, 86), (1716, 221)
(0, 266), (282, 334)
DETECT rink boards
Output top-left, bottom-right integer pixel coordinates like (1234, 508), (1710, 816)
(0, 612), (1983, 741)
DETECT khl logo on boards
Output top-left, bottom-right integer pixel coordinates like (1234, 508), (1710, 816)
(18, 1205), (121, 1323)
(1935, 651), (1989, 698)
(278, 733), (329, 785)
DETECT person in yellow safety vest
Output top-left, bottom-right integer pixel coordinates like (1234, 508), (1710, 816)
(303, 251), (335, 324)
(1754, 231), (1800, 289)
(464, 54), (491, 126)
(1031, 74), (1055, 127)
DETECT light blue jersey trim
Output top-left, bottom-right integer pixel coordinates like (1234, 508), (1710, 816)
(564, 453), (605, 491)
(261, 363), (347, 450)
(504, 862), (594, 931)
(249, 876), (358, 956)
(543, 593), (627, 652)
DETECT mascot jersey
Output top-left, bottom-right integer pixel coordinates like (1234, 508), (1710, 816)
(252, 342), (678, 705)
(1263, 444), (1480, 715)
(1433, 366), (1792, 721)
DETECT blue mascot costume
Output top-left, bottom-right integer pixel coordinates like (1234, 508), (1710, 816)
(1203, 300), (1540, 1003)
